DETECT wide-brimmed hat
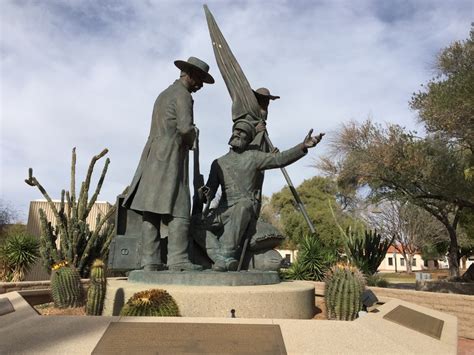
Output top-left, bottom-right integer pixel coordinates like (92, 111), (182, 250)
(253, 87), (280, 100)
(232, 119), (256, 141)
(174, 57), (215, 84)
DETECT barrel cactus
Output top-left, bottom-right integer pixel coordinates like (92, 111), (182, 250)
(51, 261), (83, 308)
(324, 264), (365, 321)
(86, 259), (106, 315)
(120, 289), (180, 317)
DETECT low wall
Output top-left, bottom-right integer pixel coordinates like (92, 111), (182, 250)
(315, 281), (474, 339)
(0, 279), (92, 294)
(4, 279), (473, 339)
(416, 280), (474, 295)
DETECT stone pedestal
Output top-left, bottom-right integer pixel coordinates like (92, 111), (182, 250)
(104, 278), (315, 319)
(128, 270), (280, 286)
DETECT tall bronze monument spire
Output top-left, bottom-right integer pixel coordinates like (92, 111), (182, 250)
(203, 5), (263, 123)
(203, 5), (317, 234)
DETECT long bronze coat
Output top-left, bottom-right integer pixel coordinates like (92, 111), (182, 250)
(123, 80), (196, 218)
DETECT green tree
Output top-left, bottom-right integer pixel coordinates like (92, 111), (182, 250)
(318, 120), (473, 276)
(0, 200), (18, 242)
(410, 25), (474, 152)
(269, 176), (360, 249)
(410, 25), (473, 182)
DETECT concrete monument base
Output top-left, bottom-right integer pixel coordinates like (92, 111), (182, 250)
(104, 278), (315, 319)
(128, 270), (280, 286)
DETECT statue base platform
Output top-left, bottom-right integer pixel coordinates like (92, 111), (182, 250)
(127, 270), (280, 286)
(104, 278), (316, 319)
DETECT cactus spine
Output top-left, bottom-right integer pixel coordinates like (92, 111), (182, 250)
(120, 289), (180, 317)
(51, 261), (83, 308)
(86, 259), (106, 315)
(324, 264), (365, 321)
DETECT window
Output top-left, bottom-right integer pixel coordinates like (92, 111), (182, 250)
(285, 254), (291, 262)
(424, 259), (428, 267)
(412, 258), (416, 266)
(388, 257), (393, 266)
(400, 258), (405, 266)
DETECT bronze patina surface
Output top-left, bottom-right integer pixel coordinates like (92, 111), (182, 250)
(92, 322), (287, 354)
(383, 305), (444, 339)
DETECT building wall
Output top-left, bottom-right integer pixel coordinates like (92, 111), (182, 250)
(276, 249), (298, 263)
(378, 252), (425, 272)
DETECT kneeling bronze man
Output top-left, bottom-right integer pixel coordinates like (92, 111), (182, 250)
(196, 119), (324, 271)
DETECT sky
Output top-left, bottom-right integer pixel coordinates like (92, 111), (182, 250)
(1, 0), (472, 222)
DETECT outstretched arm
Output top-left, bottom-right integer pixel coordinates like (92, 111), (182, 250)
(255, 129), (325, 170)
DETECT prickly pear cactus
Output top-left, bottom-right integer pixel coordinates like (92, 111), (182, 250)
(120, 289), (180, 317)
(86, 259), (106, 316)
(324, 264), (365, 321)
(50, 261), (83, 308)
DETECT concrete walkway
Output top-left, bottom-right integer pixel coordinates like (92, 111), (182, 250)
(0, 291), (457, 354)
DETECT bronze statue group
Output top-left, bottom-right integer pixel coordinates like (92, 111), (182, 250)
(122, 7), (324, 273)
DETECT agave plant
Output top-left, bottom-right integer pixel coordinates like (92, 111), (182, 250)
(285, 235), (336, 281)
(1, 233), (39, 281)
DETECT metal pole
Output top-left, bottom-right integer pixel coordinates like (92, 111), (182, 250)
(264, 132), (316, 234)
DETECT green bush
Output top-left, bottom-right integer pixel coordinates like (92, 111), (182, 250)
(366, 274), (389, 288)
(344, 229), (393, 275)
(0, 232), (39, 282)
(284, 235), (336, 281)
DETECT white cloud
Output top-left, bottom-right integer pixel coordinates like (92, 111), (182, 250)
(1, 0), (472, 220)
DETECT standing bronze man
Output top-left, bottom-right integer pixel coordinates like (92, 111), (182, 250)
(123, 57), (214, 271)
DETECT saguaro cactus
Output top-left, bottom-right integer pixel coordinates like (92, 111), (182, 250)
(120, 289), (180, 317)
(86, 259), (107, 316)
(25, 148), (116, 277)
(324, 264), (365, 321)
(51, 261), (83, 308)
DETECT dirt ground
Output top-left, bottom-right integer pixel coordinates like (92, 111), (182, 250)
(34, 302), (86, 316)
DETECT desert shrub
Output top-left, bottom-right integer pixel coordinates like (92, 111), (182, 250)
(344, 229), (393, 275)
(0, 231), (39, 281)
(284, 235), (336, 281)
(366, 274), (389, 288)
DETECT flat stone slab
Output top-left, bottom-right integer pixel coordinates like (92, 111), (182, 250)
(128, 270), (280, 286)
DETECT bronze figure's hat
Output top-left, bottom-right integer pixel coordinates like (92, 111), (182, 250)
(232, 119), (256, 140)
(253, 87), (280, 100)
(174, 56), (215, 84)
